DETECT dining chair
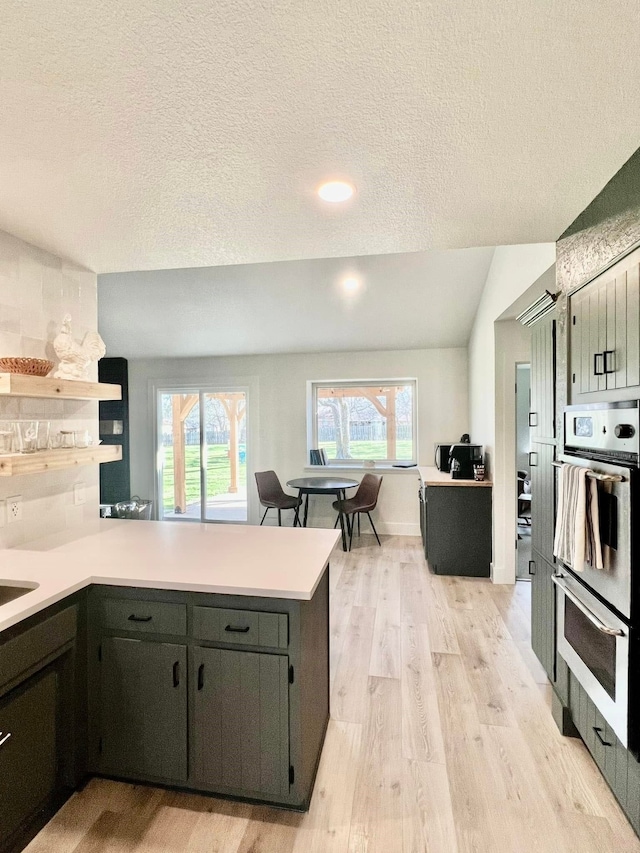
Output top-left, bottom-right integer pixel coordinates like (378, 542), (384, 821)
(255, 470), (302, 527)
(332, 473), (383, 551)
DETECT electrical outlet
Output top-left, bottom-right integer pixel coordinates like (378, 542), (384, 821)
(74, 483), (86, 506)
(7, 495), (22, 523)
(0, 500), (5, 528)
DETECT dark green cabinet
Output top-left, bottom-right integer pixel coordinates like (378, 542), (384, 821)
(529, 312), (557, 680)
(88, 576), (329, 810)
(567, 669), (640, 833)
(529, 549), (555, 682)
(530, 313), (556, 442)
(0, 672), (57, 846)
(425, 485), (492, 577)
(0, 602), (80, 853)
(192, 647), (289, 799)
(569, 247), (640, 402)
(99, 638), (187, 783)
(529, 441), (556, 565)
(529, 314), (556, 569)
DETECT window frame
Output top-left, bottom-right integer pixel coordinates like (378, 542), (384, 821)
(307, 378), (418, 468)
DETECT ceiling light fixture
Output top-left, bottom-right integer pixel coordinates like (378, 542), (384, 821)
(317, 181), (355, 203)
(342, 276), (360, 293)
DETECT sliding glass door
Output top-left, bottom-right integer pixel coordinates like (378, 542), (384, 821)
(158, 388), (248, 523)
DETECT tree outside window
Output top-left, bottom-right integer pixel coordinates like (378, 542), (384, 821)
(312, 381), (416, 463)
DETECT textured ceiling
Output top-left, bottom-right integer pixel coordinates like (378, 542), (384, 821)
(98, 247), (496, 357)
(1, 1), (640, 273)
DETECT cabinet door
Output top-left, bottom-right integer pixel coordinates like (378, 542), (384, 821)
(0, 671), (57, 845)
(529, 548), (556, 683)
(100, 637), (187, 782)
(529, 442), (556, 565)
(530, 314), (556, 441)
(570, 251), (640, 400)
(192, 647), (290, 799)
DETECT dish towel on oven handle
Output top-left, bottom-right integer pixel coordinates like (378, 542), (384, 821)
(553, 463), (604, 570)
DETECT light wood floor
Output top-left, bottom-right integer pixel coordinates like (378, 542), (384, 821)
(25, 536), (640, 853)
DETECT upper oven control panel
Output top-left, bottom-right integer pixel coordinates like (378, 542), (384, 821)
(564, 401), (639, 464)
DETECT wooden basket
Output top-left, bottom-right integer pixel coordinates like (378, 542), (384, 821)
(0, 358), (54, 377)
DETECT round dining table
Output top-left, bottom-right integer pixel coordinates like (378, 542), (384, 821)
(286, 476), (359, 551)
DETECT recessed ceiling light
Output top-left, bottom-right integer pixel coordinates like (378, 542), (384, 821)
(342, 276), (360, 293)
(317, 181), (355, 203)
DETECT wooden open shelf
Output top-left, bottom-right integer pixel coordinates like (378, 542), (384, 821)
(0, 373), (121, 401)
(0, 445), (122, 477)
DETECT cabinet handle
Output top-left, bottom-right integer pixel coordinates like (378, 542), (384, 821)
(197, 663), (205, 691)
(528, 560), (536, 576)
(593, 726), (612, 747)
(0, 731), (11, 748)
(604, 350), (616, 374)
(528, 412), (537, 427)
(128, 614), (152, 623)
(528, 451), (538, 467)
(594, 353), (605, 376)
(225, 625), (251, 633)
(173, 661), (180, 688)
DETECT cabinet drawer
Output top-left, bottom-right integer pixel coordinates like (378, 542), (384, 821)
(98, 599), (187, 636)
(0, 606), (76, 695)
(193, 606), (288, 649)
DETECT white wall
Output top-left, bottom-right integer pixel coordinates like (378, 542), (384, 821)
(468, 244), (555, 583)
(128, 347), (469, 535)
(0, 229), (99, 547)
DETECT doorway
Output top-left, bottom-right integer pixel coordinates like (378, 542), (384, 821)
(158, 389), (248, 523)
(515, 364), (532, 579)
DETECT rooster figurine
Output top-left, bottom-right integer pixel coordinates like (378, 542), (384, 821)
(53, 315), (106, 380)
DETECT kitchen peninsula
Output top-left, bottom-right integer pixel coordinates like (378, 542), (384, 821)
(0, 521), (338, 852)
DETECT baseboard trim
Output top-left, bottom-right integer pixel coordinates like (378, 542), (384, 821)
(261, 517), (420, 537)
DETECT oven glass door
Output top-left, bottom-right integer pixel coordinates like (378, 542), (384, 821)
(555, 572), (629, 746)
(557, 456), (631, 619)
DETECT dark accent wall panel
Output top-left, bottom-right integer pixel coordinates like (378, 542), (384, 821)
(98, 357), (130, 504)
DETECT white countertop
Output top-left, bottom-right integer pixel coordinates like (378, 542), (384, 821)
(417, 466), (492, 487)
(0, 520), (340, 634)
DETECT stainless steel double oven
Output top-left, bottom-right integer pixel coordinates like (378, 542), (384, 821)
(555, 401), (639, 752)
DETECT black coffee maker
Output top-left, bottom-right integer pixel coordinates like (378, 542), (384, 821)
(448, 434), (483, 479)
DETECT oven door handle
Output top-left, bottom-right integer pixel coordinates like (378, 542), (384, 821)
(552, 574), (626, 637)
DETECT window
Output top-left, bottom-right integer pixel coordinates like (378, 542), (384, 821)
(308, 380), (417, 466)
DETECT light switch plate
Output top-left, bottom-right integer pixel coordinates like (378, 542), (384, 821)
(0, 500), (5, 528)
(74, 483), (86, 506)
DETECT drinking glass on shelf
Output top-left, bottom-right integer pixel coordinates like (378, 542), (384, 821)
(37, 421), (50, 451)
(0, 422), (14, 455)
(74, 430), (92, 449)
(16, 421), (39, 454)
(59, 431), (75, 450)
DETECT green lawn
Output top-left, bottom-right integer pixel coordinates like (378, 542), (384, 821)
(319, 439), (413, 460)
(162, 438), (411, 513)
(162, 445), (246, 511)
